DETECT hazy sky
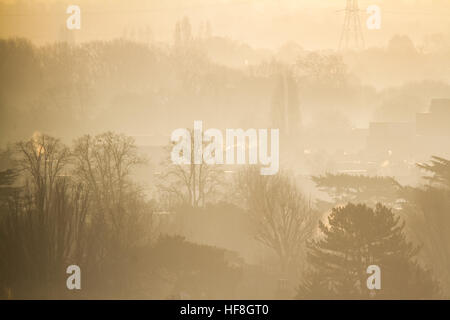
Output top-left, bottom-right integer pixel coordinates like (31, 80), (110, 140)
(1, 0), (449, 49)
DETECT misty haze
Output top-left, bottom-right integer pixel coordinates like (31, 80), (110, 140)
(0, 0), (450, 300)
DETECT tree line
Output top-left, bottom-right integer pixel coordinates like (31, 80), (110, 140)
(1, 132), (448, 299)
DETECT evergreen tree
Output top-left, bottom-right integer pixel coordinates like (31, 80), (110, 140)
(402, 156), (450, 297)
(181, 17), (193, 44)
(297, 203), (439, 299)
(271, 68), (301, 140)
(311, 173), (400, 206)
(174, 21), (182, 46)
(417, 156), (450, 188)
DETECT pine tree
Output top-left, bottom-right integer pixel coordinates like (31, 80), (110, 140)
(297, 203), (439, 299)
(417, 156), (450, 188)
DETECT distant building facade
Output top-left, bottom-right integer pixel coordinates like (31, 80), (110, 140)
(367, 122), (415, 157)
(416, 99), (450, 137)
(366, 99), (450, 159)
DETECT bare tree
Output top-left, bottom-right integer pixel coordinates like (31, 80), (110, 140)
(237, 166), (316, 277)
(157, 130), (223, 209)
(72, 132), (153, 251)
(0, 134), (89, 298)
(16, 134), (72, 211)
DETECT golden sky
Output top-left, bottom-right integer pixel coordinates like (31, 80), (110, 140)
(0, 0), (449, 49)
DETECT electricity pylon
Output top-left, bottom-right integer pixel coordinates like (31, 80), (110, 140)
(339, 0), (365, 51)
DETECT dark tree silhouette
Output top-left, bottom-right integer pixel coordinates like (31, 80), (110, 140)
(417, 156), (450, 188)
(0, 135), (89, 298)
(401, 156), (450, 297)
(0, 132), (155, 299)
(0, 169), (18, 201)
(148, 235), (242, 299)
(297, 203), (439, 299)
(312, 173), (400, 206)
